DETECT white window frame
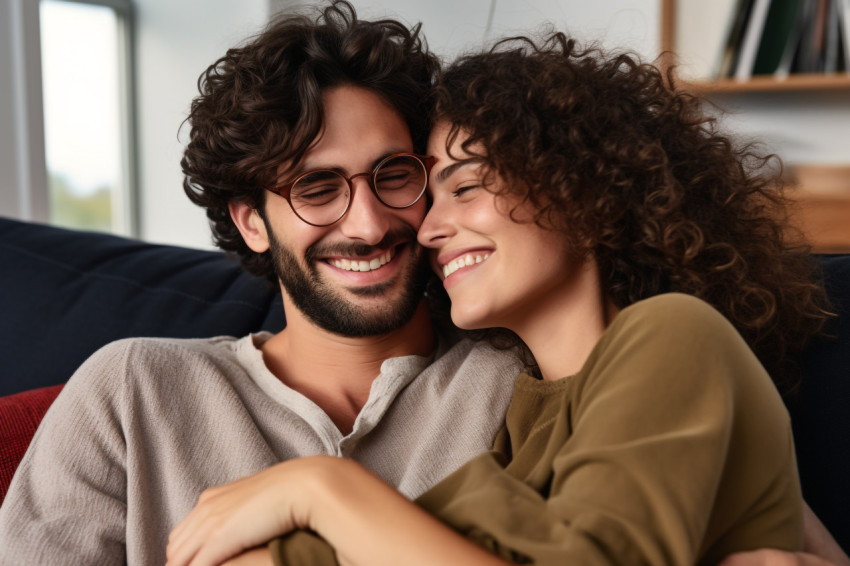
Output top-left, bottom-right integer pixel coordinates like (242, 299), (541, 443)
(1, 0), (137, 236)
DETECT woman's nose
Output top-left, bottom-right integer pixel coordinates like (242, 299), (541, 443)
(417, 198), (454, 249)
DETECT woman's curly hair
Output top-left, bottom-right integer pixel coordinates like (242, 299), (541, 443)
(432, 32), (831, 393)
(181, 0), (439, 281)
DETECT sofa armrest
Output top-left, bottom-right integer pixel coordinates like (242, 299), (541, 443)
(0, 385), (64, 503)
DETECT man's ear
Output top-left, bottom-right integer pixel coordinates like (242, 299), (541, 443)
(229, 201), (270, 253)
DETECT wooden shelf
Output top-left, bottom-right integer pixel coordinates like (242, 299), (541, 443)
(787, 189), (850, 253)
(684, 74), (850, 94)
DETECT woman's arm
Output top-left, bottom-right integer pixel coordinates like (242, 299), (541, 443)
(720, 506), (850, 566)
(802, 503), (850, 566)
(166, 455), (509, 566)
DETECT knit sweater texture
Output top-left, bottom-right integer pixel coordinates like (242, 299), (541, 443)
(0, 333), (522, 565)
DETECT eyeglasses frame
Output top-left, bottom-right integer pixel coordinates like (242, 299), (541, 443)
(265, 152), (437, 227)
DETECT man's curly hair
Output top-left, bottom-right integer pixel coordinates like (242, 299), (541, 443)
(181, 1), (439, 281)
(432, 32), (830, 393)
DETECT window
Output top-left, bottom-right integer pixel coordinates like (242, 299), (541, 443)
(38, 0), (135, 235)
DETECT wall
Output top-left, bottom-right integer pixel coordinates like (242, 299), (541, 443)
(328, 0), (658, 61)
(5, 1), (848, 249)
(134, 0), (271, 249)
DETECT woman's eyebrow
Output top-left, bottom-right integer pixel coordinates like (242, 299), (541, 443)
(434, 158), (480, 183)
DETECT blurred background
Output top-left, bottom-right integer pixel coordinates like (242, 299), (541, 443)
(2, 0), (848, 251)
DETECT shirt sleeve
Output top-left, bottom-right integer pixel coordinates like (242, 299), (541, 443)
(269, 531), (338, 566)
(0, 342), (129, 564)
(416, 294), (802, 565)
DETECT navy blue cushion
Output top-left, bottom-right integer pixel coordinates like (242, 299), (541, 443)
(0, 217), (284, 396)
(788, 254), (850, 551)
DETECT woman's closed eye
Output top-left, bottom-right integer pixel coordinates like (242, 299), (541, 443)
(452, 184), (480, 199)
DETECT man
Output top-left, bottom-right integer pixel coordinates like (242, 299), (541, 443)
(0, 3), (522, 564)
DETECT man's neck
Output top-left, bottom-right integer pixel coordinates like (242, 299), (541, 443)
(260, 299), (435, 435)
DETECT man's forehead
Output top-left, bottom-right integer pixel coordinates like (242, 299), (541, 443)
(274, 85), (414, 180)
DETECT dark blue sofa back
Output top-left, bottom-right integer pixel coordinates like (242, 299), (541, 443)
(0, 216), (847, 550)
(0, 217), (284, 397)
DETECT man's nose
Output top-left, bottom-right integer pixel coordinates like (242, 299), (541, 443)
(337, 177), (391, 245)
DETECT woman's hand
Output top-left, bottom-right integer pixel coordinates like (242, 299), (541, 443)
(719, 550), (845, 566)
(165, 456), (345, 566)
(718, 502), (850, 566)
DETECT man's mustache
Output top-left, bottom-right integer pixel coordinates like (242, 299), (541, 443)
(305, 225), (420, 262)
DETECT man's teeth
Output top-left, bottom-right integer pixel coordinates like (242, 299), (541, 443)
(442, 253), (490, 279)
(330, 250), (393, 272)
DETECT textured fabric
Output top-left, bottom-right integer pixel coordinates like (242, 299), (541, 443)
(0, 385), (63, 502)
(271, 294), (803, 565)
(0, 334), (521, 566)
(418, 294), (802, 565)
(0, 217), (284, 396)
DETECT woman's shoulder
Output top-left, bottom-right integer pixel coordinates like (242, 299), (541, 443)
(610, 293), (737, 344)
(581, 293), (764, 398)
(619, 292), (724, 321)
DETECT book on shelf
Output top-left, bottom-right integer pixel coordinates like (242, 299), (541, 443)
(735, 0), (773, 79)
(752, 0), (803, 75)
(839, 0), (850, 69)
(825, 0), (841, 71)
(714, 0), (850, 80)
(715, 0), (756, 78)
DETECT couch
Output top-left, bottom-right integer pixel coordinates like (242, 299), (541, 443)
(1, 216), (848, 550)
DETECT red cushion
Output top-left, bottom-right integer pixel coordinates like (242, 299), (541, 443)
(0, 384), (64, 503)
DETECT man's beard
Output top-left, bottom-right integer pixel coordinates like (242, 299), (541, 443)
(266, 225), (429, 337)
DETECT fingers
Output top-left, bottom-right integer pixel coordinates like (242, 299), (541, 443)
(165, 457), (343, 566)
(166, 484), (258, 566)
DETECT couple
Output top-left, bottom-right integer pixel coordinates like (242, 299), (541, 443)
(165, 2), (836, 566)
(0, 1), (842, 565)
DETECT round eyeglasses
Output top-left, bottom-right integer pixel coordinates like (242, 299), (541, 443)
(266, 153), (436, 227)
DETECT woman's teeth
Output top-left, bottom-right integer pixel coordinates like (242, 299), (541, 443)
(330, 250), (393, 272)
(442, 253), (489, 279)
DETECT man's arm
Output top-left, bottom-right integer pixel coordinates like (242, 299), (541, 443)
(0, 343), (128, 564)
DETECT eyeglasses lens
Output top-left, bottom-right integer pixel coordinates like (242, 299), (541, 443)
(373, 155), (427, 207)
(290, 170), (350, 226)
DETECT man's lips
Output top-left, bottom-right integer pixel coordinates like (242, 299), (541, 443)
(326, 248), (393, 272)
(318, 242), (410, 276)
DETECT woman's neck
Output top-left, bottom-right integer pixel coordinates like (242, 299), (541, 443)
(511, 261), (619, 381)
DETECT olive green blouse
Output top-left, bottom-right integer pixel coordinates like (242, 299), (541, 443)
(271, 293), (803, 565)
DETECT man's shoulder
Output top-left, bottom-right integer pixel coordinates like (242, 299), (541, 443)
(68, 333), (266, 394)
(90, 334), (248, 365)
(437, 336), (524, 368)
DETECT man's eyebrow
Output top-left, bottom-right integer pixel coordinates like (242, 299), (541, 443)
(281, 150), (409, 182)
(434, 158), (481, 183)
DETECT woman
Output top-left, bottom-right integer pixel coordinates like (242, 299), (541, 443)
(166, 33), (844, 566)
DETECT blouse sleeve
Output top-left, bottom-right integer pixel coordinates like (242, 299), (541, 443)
(269, 531), (338, 566)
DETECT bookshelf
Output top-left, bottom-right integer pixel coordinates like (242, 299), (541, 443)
(660, 0), (850, 252)
(660, 0), (850, 94)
